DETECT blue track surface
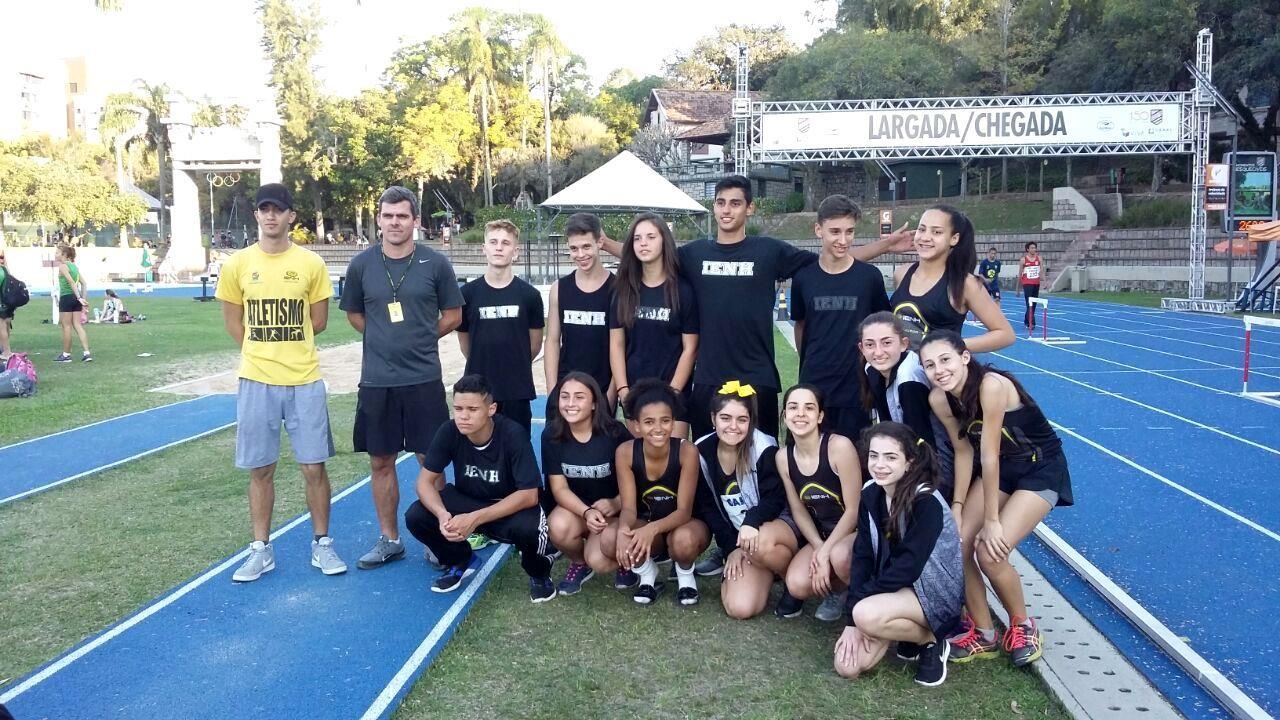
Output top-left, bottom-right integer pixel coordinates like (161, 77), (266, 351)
(2, 403), (548, 720)
(985, 296), (1280, 718)
(0, 395), (238, 506)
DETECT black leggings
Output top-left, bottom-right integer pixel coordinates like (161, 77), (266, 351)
(1022, 284), (1041, 328)
(404, 485), (553, 579)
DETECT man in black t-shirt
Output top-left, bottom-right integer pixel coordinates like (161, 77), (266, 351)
(404, 374), (557, 602)
(341, 186), (465, 571)
(458, 220), (545, 432)
(543, 213), (614, 405)
(601, 176), (909, 443)
(791, 195), (891, 440)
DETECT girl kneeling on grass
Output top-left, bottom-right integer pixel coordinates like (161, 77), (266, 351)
(587, 379), (706, 605)
(776, 384), (862, 622)
(919, 330), (1073, 667)
(695, 381), (798, 619)
(544, 372), (633, 597)
(835, 422), (963, 687)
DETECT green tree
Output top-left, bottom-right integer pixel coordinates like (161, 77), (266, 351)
(1200, 0), (1280, 150)
(664, 25), (797, 90)
(838, 0), (994, 41)
(765, 28), (977, 100)
(514, 12), (566, 198)
(259, 0), (332, 237)
(592, 88), (641, 148)
(452, 7), (504, 207)
(1040, 0), (1195, 93)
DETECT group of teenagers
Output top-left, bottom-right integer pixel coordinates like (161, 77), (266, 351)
(216, 175), (1072, 690)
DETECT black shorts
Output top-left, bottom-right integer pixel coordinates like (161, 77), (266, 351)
(58, 293), (82, 313)
(497, 399), (532, 434)
(691, 383), (780, 440)
(821, 405), (870, 444)
(999, 450), (1073, 507)
(779, 508), (836, 546)
(0, 305), (13, 320)
(354, 380), (448, 456)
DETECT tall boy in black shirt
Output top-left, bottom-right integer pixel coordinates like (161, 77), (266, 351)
(791, 195), (891, 440)
(404, 374), (557, 602)
(458, 219), (545, 432)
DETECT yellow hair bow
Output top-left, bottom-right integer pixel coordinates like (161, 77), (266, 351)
(718, 380), (756, 397)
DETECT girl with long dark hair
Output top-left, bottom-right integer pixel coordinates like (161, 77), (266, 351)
(859, 311), (937, 456)
(776, 384), (862, 622)
(919, 330), (1073, 668)
(834, 422), (962, 687)
(543, 372), (633, 596)
(608, 212), (699, 438)
(588, 379), (707, 605)
(889, 205), (1012, 352)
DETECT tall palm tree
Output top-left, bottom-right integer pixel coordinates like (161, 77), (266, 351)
(455, 8), (499, 207)
(522, 14), (565, 199)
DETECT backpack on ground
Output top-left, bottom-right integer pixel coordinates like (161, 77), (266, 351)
(1, 271), (30, 310)
(6, 352), (37, 383)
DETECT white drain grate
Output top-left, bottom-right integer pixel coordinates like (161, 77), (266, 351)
(984, 551), (1182, 719)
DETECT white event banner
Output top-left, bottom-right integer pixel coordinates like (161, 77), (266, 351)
(760, 102), (1184, 151)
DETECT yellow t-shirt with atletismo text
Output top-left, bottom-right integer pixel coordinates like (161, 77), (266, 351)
(215, 243), (332, 386)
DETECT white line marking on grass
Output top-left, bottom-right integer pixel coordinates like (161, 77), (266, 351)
(1052, 422), (1280, 545)
(360, 545), (512, 720)
(0, 422), (237, 507)
(993, 352), (1280, 457)
(0, 396), (210, 452)
(0, 454), (412, 705)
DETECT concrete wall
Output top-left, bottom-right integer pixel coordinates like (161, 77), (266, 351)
(2, 247), (149, 291)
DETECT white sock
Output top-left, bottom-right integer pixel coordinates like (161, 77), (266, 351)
(675, 562), (696, 590)
(635, 558), (658, 586)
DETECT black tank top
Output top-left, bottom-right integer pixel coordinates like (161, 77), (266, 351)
(786, 434), (845, 538)
(631, 437), (682, 520)
(964, 403), (1062, 463)
(890, 263), (966, 349)
(557, 273), (614, 391)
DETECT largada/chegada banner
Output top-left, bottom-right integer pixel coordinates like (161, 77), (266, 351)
(760, 101), (1184, 152)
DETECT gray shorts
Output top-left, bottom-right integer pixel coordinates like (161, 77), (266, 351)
(235, 378), (334, 469)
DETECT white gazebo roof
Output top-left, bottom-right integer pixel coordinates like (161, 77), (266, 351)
(540, 151), (707, 215)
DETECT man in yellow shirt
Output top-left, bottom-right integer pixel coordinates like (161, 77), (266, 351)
(216, 183), (347, 581)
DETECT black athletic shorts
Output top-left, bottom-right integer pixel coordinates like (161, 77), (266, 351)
(497, 399), (532, 434)
(999, 450), (1073, 507)
(354, 380), (448, 456)
(690, 383), (780, 440)
(821, 405), (870, 444)
(0, 305), (13, 320)
(58, 293), (82, 313)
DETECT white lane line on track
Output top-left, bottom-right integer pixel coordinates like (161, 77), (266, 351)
(1053, 421), (1280, 544)
(992, 351), (1280, 457)
(0, 454), (414, 705)
(1047, 311), (1280, 361)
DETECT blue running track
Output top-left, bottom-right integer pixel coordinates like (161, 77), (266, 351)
(0, 395), (238, 506)
(1, 402), (548, 720)
(984, 296), (1280, 718)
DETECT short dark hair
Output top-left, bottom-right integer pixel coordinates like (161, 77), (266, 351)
(564, 213), (602, 240)
(1024, 241), (1037, 251)
(816, 194), (861, 224)
(452, 374), (492, 402)
(714, 175), (753, 204)
(378, 185), (420, 219)
(623, 378), (683, 420)
(988, 247), (998, 252)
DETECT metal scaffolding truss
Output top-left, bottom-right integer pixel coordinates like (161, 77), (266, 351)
(756, 91), (1188, 114)
(740, 30), (1217, 301)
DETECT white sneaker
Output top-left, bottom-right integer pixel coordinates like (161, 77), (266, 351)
(233, 541), (275, 582)
(311, 536), (348, 575)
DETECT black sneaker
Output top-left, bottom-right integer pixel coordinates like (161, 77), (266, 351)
(914, 640), (950, 687)
(695, 547), (725, 576)
(614, 569), (638, 589)
(896, 641), (922, 661)
(530, 576), (557, 603)
(633, 581), (665, 605)
(431, 557), (478, 593)
(774, 589), (804, 619)
(676, 585), (700, 606)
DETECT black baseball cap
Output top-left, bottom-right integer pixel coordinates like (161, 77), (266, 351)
(255, 183), (293, 211)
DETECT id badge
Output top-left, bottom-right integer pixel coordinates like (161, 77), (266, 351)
(387, 301), (404, 323)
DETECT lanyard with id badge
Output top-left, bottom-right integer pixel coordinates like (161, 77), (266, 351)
(380, 247), (414, 323)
